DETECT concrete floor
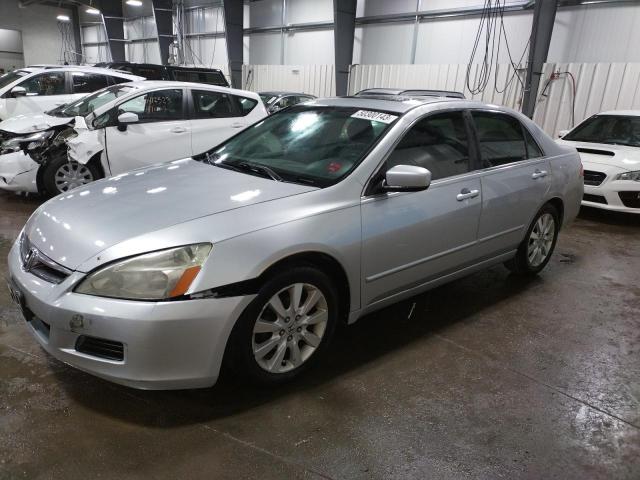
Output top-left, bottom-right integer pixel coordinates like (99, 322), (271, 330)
(0, 190), (638, 480)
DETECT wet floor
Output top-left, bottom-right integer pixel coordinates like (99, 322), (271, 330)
(0, 190), (638, 479)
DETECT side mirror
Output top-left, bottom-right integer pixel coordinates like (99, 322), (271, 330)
(117, 111), (138, 131)
(384, 165), (431, 192)
(558, 129), (569, 138)
(11, 86), (27, 98)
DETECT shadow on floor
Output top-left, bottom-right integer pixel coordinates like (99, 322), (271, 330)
(50, 266), (542, 428)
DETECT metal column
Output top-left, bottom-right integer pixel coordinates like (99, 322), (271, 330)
(101, 0), (126, 62)
(333, 0), (357, 96)
(223, 0), (244, 88)
(152, 0), (174, 65)
(70, 6), (83, 64)
(522, 0), (558, 118)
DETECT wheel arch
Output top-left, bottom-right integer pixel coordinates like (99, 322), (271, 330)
(546, 197), (565, 227)
(257, 251), (352, 324)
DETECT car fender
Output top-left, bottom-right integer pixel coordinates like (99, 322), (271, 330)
(67, 116), (104, 165)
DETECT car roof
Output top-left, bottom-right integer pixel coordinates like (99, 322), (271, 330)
(357, 88), (465, 99)
(303, 96), (458, 114)
(20, 65), (142, 79)
(260, 91), (315, 97)
(597, 110), (640, 117)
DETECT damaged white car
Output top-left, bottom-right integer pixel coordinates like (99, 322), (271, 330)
(0, 81), (267, 196)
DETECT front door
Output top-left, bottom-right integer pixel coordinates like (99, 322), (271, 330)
(361, 111), (482, 307)
(104, 88), (191, 175)
(3, 71), (71, 118)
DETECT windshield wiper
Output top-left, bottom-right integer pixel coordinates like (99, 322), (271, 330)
(234, 161), (283, 182)
(203, 153), (282, 182)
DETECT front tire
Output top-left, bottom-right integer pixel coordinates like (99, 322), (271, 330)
(41, 150), (102, 196)
(227, 266), (339, 385)
(505, 203), (559, 276)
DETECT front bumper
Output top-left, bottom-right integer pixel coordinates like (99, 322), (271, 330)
(581, 162), (640, 214)
(7, 241), (254, 389)
(0, 151), (39, 193)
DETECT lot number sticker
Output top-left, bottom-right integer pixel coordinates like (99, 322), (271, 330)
(351, 110), (398, 124)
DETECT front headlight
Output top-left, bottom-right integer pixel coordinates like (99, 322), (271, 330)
(615, 170), (640, 181)
(1, 130), (53, 153)
(75, 243), (212, 300)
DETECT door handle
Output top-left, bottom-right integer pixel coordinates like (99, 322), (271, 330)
(170, 126), (187, 133)
(532, 169), (548, 179)
(456, 188), (480, 201)
(231, 123), (244, 129)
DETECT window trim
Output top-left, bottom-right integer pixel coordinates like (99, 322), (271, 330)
(109, 87), (188, 126)
(363, 108), (479, 197)
(467, 108), (547, 172)
(187, 88), (241, 120)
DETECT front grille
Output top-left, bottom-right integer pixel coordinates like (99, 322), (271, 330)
(75, 335), (124, 361)
(20, 235), (72, 284)
(618, 191), (640, 208)
(583, 170), (606, 186)
(583, 194), (608, 204)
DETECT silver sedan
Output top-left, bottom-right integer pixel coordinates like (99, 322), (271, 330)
(7, 97), (583, 389)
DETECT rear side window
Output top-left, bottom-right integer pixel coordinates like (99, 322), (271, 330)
(118, 88), (184, 122)
(235, 96), (258, 116)
(386, 111), (470, 180)
(191, 90), (235, 119)
(173, 70), (199, 83)
(202, 72), (228, 86)
(17, 72), (65, 96)
(472, 112), (528, 167)
(134, 67), (165, 80)
(72, 72), (110, 93)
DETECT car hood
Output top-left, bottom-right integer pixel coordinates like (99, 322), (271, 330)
(557, 139), (640, 169)
(24, 159), (317, 270)
(0, 112), (72, 134)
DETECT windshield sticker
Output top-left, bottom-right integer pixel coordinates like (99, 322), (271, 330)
(351, 110), (398, 124)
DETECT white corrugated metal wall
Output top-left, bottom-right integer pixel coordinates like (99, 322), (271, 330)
(242, 64), (335, 97)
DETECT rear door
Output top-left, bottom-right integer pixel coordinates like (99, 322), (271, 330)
(188, 88), (248, 154)
(470, 111), (551, 258)
(360, 110), (482, 306)
(104, 87), (191, 174)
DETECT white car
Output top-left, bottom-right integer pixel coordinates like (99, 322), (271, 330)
(557, 110), (640, 214)
(0, 66), (143, 121)
(0, 81), (267, 195)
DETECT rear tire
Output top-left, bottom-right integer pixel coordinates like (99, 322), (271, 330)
(227, 266), (339, 386)
(41, 150), (102, 197)
(505, 203), (559, 276)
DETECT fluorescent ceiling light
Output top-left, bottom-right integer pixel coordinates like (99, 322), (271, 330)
(56, 14), (70, 21)
(86, 8), (100, 15)
(126, 0), (143, 6)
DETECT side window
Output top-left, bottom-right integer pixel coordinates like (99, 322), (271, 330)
(111, 76), (132, 85)
(235, 96), (258, 116)
(191, 90), (235, 119)
(202, 72), (228, 86)
(473, 112), (527, 167)
(523, 127), (544, 158)
(173, 70), (199, 83)
(72, 72), (110, 93)
(386, 111), (470, 181)
(17, 72), (65, 96)
(117, 89), (183, 122)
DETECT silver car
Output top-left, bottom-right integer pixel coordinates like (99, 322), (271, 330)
(7, 97), (583, 389)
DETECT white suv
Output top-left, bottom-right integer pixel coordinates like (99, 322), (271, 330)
(0, 66), (143, 121)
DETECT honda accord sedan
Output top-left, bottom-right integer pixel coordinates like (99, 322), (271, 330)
(7, 97), (583, 389)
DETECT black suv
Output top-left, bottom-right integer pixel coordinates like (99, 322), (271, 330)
(94, 62), (229, 87)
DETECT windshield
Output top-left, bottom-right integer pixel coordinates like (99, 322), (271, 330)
(48, 84), (136, 118)
(0, 70), (30, 90)
(564, 115), (640, 147)
(204, 106), (397, 187)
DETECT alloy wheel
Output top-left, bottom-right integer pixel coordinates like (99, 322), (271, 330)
(252, 283), (328, 374)
(54, 161), (94, 193)
(527, 212), (555, 267)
